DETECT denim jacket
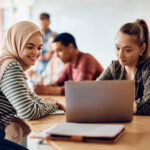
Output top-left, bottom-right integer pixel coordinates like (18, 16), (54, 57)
(97, 59), (150, 115)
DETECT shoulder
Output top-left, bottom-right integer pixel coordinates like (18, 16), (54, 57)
(141, 59), (150, 69)
(140, 59), (150, 76)
(105, 60), (122, 78)
(81, 52), (94, 60)
(79, 52), (98, 65)
(1, 61), (26, 86)
(62, 63), (71, 72)
(6, 61), (23, 72)
(108, 60), (121, 71)
(3, 61), (25, 79)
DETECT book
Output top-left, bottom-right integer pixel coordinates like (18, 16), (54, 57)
(32, 123), (125, 143)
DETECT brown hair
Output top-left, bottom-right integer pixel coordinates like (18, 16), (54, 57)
(119, 19), (150, 62)
(40, 13), (50, 20)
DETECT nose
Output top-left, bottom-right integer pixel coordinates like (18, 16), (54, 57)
(118, 50), (124, 58)
(32, 48), (40, 57)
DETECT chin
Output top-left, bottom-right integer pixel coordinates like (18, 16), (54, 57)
(119, 61), (127, 66)
(27, 61), (36, 66)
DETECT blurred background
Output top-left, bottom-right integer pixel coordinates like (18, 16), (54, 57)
(0, 0), (150, 68)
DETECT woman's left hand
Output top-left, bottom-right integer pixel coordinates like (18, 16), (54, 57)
(133, 101), (137, 114)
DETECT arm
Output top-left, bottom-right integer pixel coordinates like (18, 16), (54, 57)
(55, 64), (69, 86)
(73, 56), (101, 81)
(1, 61), (59, 120)
(33, 64), (69, 95)
(136, 74), (150, 115)
(96, 64), (114, 80)
(34, 84), (63, 95)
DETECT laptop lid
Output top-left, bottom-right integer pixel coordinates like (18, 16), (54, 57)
(65, 80), (134, 123)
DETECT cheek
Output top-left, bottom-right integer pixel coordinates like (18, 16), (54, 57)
(37, 51), (42, 57)
(115, 51), (119, 58)
(58, 52), (62, 57)
(21, 51), (27, 59)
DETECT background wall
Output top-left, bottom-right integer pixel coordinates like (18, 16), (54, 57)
(1, 0), (150, 68)
(32, 0), (150, 68)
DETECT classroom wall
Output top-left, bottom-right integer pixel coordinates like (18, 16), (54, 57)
(33, 0), (150, 68)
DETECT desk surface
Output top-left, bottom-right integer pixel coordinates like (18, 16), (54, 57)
(26, 96), (150, 150)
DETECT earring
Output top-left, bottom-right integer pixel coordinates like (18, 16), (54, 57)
(139, 53), (143, 56)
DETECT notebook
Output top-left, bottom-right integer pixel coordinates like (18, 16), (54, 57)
(65, 80), (134, 123)
(33, 123), (125, 143)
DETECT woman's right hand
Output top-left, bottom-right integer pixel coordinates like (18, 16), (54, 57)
(56, 101), (66, 112)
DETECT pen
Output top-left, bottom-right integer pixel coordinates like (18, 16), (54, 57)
(46, 140), (64, 150)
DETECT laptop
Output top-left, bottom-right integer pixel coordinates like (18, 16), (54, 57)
(65, 80), (134, 123)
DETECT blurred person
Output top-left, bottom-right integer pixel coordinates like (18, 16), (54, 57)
(0, 21), (65, 149)
(28, 33), (65, 85)
(34, 12), (56, 75)
(34, 32), (104, 95)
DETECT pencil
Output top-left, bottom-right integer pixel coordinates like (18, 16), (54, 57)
(46, 140), (64, 150)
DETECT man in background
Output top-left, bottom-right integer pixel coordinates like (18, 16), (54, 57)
(34, 32), (104, 95)
(35, 12), (56, 75)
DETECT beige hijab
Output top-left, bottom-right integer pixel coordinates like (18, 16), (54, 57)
(0, 21), (43, 82)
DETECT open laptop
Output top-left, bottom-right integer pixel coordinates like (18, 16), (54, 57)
(65, 80), (134, 123)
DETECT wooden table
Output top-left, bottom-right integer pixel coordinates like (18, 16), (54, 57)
(26, 96), (150, 150)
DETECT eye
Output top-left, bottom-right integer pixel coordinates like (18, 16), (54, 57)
(26, 46), (33, 49)
(38, 47), (43, 51)
(115, 46), (120, 51)
(125, 49), (131, 53)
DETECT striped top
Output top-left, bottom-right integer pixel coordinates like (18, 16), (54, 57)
(0, 61), (58, 126)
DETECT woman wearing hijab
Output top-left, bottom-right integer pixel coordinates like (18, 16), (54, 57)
(0, 21), (65, 149)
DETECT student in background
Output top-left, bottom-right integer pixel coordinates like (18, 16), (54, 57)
(0, 21), (65, 149)
(97, 19), (150, 116)
(34, 12), (56, 75)
(27, 33), (65, 85)
(34, 32), (104, 95)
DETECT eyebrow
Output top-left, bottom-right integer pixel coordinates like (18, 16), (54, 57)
(26, 43), (34, 46)
(123, 46), (132, 49)
(115, 44), (132, 49)
(26, 43), (43, 47)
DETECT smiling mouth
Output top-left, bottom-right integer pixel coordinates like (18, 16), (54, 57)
(28, 56), (37, 61)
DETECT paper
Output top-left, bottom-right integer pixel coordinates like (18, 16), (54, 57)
(35, 126), (57, 138)
(50, 110), (65, 115)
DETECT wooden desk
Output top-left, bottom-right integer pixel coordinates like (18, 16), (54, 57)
(26, 96), (150, 150)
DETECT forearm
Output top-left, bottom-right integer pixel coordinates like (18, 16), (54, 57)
(34, 85), (63, 95)
(136, 99), (150, 115)
(1, 62), (58, 120)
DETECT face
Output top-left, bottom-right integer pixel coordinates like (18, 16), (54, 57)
(53, 42), (72, 63)
(21, 34), (43, 66)
(40, 19), (50, 32)
(115, 31), (145, 67)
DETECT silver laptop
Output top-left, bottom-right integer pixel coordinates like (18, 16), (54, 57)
(65, 80), (134, 123)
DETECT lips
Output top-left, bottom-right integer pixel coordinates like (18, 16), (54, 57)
(28, 56), (37, 61)
(120, 59), (126, 62)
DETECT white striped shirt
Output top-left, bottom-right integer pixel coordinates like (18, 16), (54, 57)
(0, 61), (58, 126)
